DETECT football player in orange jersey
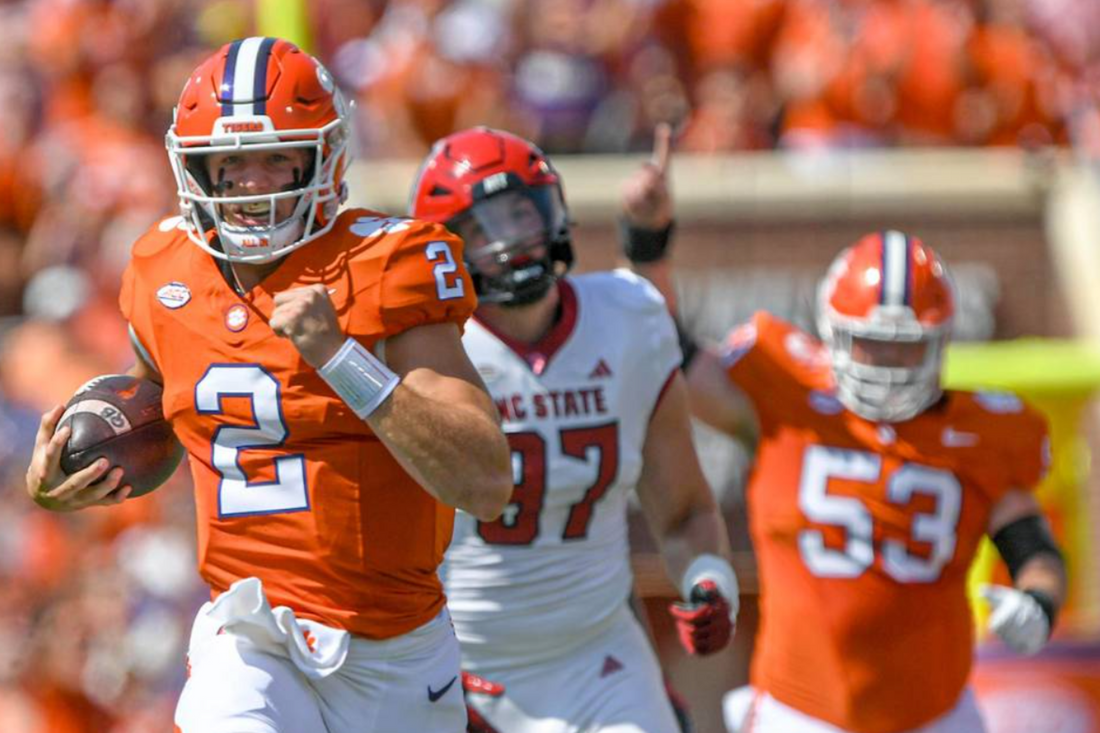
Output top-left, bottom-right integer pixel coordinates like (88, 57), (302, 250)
(409, 127), (739, 733)
(627, 213), (1067, 730)
(24, 38), (512, 733)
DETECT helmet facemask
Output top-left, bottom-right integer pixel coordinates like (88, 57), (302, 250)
(818, 299), (950, 423)
(166, 112), (351, 264)
(815, 230), (956, 423)
(446, 182), (572, 306)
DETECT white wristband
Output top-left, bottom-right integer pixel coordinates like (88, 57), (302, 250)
(318, 337), (400, 420)
(681, 553), (739, 604)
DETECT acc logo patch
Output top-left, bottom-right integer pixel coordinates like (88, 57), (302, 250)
(225, 304), (249, 332)
(809, 390), (844, 415)
(157, 281), (191, 309)
(975, 391), (1023, 414)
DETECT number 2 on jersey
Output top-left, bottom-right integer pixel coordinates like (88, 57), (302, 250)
(479, 423), (619, 545)
(798, 445), (962, 582)
(195, 365), (309, 517)
(426, 241), (465, 300)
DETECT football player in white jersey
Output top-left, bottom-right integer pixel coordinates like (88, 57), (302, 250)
(409, 127), (739, 733)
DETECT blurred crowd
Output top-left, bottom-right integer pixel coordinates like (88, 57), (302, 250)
(0, 0), (1099, 730)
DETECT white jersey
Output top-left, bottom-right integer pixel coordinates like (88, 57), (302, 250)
(443, 270), (682, 668)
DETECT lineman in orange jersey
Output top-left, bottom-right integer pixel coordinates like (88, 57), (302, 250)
(709, 233), (1065, 733)
(633, 228), (1066, 733)
(23, 38), (512, 733)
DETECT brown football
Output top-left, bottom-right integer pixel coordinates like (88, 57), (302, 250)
(58, 375), (184, 497)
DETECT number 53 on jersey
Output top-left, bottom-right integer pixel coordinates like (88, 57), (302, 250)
(797, 445), (963, 583)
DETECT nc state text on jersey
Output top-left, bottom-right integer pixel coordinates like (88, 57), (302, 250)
(495, 388), (609, 422)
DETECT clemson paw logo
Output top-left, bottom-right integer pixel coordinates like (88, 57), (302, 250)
(225, 304), (249, 332)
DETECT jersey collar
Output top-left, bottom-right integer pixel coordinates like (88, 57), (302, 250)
(474, 278), (578, 375)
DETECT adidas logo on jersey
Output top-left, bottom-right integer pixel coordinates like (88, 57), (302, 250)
(600, 655), (623, 677)
(588, 359), (613, 379)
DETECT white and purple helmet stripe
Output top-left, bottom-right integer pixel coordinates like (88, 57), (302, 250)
(220, 37), (278, 117)
(879, 229), (911, 306)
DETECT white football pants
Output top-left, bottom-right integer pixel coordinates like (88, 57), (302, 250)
(174, 577), (464, 733)
(464, 604), (680, 733)
(724, 686), (987, 733)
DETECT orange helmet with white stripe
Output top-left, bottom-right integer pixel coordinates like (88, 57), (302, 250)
(166, 37), (352, 263)
(817, 230), (955, 422)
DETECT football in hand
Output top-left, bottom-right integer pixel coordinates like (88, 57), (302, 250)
(58, 375), (184, 498)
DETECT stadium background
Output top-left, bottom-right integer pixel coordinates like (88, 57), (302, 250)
(1, 0), (1100, 731)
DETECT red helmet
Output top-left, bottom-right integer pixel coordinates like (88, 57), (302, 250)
(166, 37), (351, 263)
(817, 230), (955, 422)
(409, 127), (573, 305)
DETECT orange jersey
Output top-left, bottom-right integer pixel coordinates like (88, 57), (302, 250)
(723, 312), (1049, 733)
(119, 209), (478, 639)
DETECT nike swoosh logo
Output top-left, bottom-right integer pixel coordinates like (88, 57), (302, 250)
(428, 675), (458, 703)
(942, 427), (980, 447)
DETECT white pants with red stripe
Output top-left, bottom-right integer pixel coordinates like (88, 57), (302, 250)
(174, 578), (464, 733)
(724, 686), (987, 733)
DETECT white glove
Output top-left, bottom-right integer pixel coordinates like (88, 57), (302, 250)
(979, 583), (1050, 656)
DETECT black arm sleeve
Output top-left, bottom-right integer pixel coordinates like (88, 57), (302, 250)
(991, 514), (1064, 580)
(619, 218), (676, 263)
(992, 515), (1064, 632)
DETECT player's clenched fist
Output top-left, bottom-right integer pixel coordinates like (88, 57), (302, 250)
(270, 285), (344, 368)
(669, 580), (735, 656)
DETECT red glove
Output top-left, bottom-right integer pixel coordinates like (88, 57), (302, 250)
(668, 579), (734, 655)
(462, 671), (505, 733)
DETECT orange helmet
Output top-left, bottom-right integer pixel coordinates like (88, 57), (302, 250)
(165, 37), (351, 263)
(409, 127), (572, 305)
(817, 230), (955, 422)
